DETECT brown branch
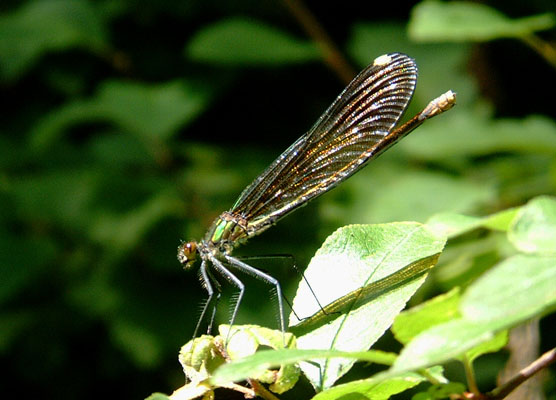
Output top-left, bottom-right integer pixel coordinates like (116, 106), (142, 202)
(282, 0), (357, 84)
(248, 379), (281, 400)
(457, 347), (556, 400)
(521, 35), (556, 70)
(486, 347), (556, 400)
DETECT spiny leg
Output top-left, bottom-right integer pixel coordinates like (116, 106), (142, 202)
(235, 253), (327, 324)
(194, 260), (221, 337)
(204, 265), (223, 335)
(209, 255), (245, 337)
(224, 255), (285, 335)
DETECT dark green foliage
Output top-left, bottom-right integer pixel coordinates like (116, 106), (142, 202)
(1, 0), (555, 399)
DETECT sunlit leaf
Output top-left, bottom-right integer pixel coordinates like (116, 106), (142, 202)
(289, 223), (446, 390)
(426, 207), (519, 238)
(400, 112), (556, 161)
(462, 254), (556, 324)
(312, 372), (426, 400)
(409, 1), (555, 42)
(392, 253), (556, 372)
(343, 169), (494, 224)
(508, 196), (556, 254)
(392, 288), (461, 344)
(212, 347), (397, 385)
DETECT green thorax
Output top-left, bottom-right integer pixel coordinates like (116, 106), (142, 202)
(205, 212), (252, 251)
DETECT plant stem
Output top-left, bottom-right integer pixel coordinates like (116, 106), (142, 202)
(486, 347), (556, 400)
(282, 0), (357, 84)
(248, 379), (281, 400)
(521, 35), (556, 70)
(463, 355), (480, 396)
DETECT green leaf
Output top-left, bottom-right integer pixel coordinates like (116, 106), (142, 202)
(391, 253), (556, 373)
(400, 112), (556, 161)
(464, 330), (508, 364)
(179, 335), (225, 383)
(288, 223), (446, 390)
(217, 325), (300, 394)
(391, 318), (499, 373)
(145, 394), (171, 400)
(89, 192), (181, 255)
(312, 372), (427, 400)
(346, 170), (494, 224)
(462, 254), (556, 324)
(10, 169), (99, 231)
(426, 208), (519, 238)
(424, 382), (466, 398)
(190, 326), (300, 394)
(30, 79), (213, 149)
(186, 17), (319, 65)
(392, 288), (461, 345)
(508, 196), (556, 254)
(0, 0), (108, 80)
(111, 319), (162, 368)
(211, 348), (397, 386)
(409, 1), (556, 42)
(346, 22), (475, 104)
(0, 233), (57, 303)
(0, 311), (34, 352)
(291, 254), (441, 336)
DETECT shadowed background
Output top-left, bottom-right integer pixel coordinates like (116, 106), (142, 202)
(1, 0), (555, 398)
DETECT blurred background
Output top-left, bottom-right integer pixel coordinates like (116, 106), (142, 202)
(1, 0), (555, 398)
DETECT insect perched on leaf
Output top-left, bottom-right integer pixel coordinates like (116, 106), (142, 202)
(178, 53), (456, 337)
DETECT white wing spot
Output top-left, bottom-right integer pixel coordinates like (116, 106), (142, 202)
(373, 54), (392, 66)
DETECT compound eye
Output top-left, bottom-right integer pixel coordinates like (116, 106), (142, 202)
(177, 242), (198, 268)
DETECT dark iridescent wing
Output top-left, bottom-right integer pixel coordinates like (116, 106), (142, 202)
(231, 53), (418, 232)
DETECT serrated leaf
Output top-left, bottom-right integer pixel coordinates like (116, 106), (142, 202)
(409, 1), (555, 42)
(289, 223), (446, 390)
(218, 325), (300, 394)
(186, 17), (319, 65)
(508, 196), (556, 254)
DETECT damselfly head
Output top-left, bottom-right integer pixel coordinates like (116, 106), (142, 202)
(177, 241), (198, 269)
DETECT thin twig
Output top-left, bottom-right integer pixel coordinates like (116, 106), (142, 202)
(248, 379), (281, 400)
(463, 355), (480, 396)
(486, 347), (556, 400)
(521, 35), (556, 70)
(282, 0), (357, 84)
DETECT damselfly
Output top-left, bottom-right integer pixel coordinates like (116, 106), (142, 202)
(178, 53), (456, 337)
